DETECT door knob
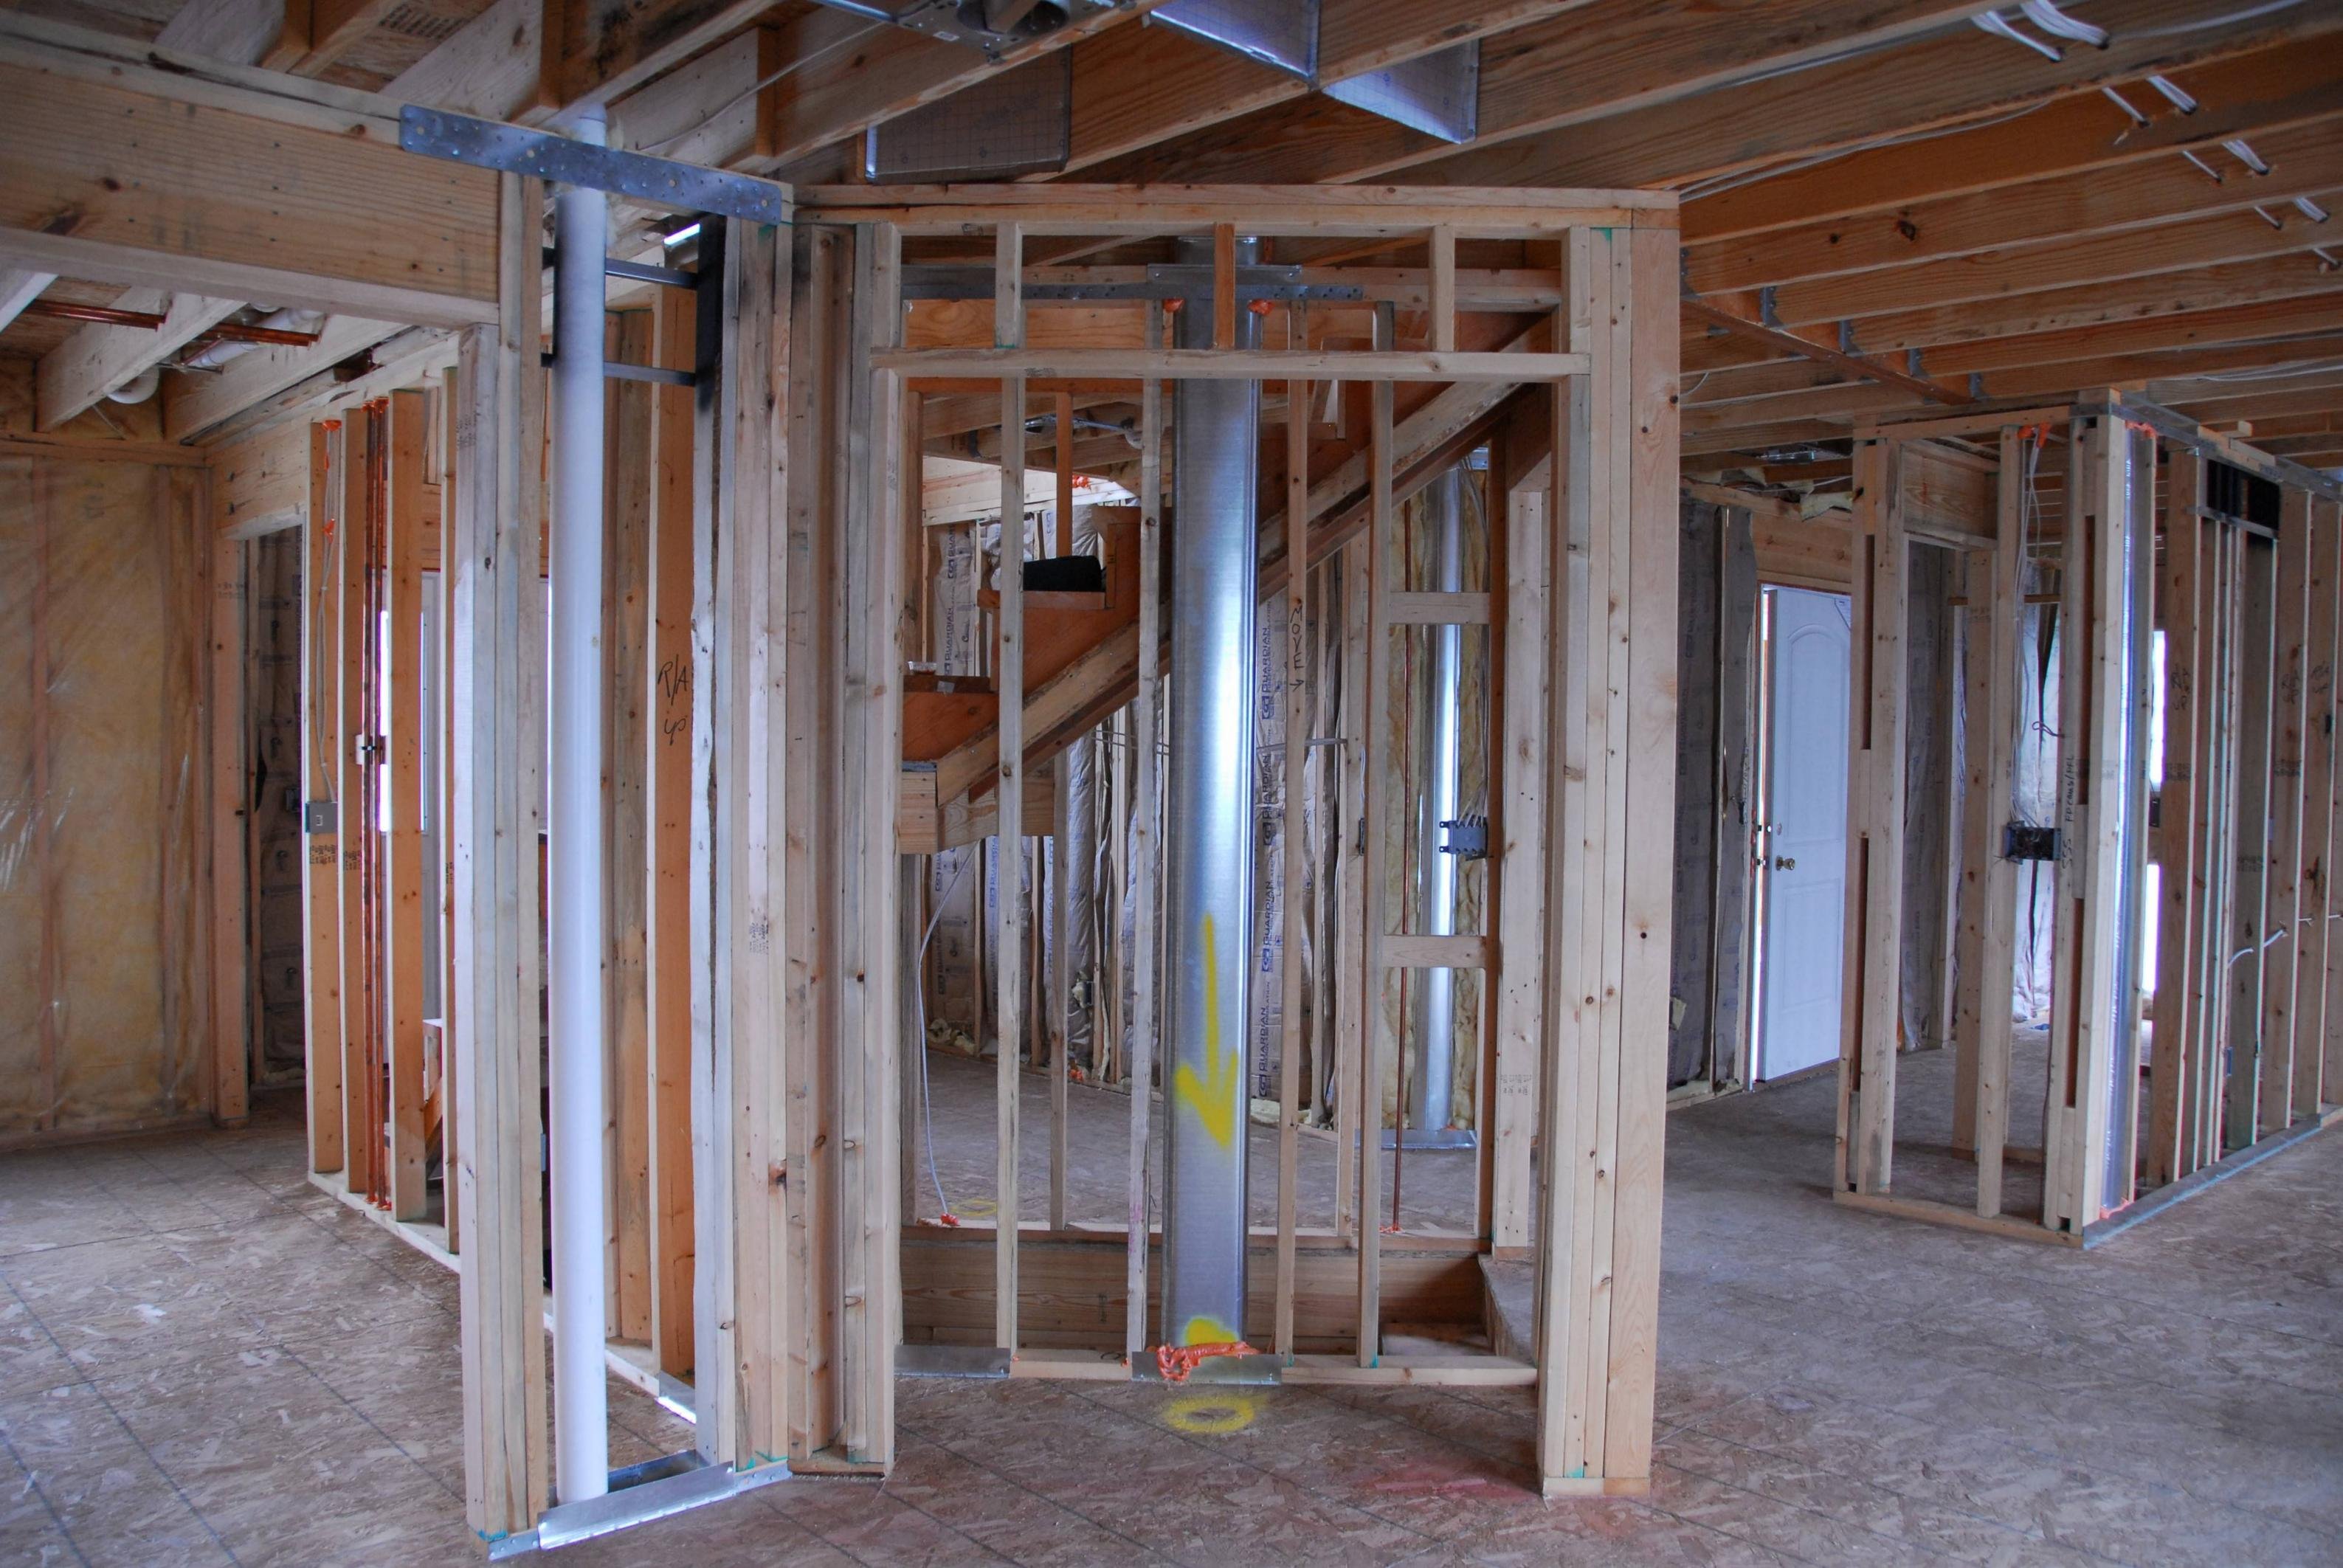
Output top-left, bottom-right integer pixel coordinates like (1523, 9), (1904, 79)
(1773, 855), (1796, 870)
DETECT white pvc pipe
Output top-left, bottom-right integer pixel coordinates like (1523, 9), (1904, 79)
(548, 106), (610, 1506)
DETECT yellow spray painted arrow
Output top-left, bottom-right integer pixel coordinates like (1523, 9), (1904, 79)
(1174, 912), (1240, 1150)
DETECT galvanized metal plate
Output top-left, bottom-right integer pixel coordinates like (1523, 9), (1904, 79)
(1324, 39), (1479, 144)
(1131, 1353), (1283, 1386)
(896, 1344), (1013, 1378)
(399, 106), (790, 227)
(900, 264), (1359, 303)
(489, 1455), (790, 1558)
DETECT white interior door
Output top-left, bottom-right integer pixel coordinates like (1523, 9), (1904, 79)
(1758, 587), (1852, 1081)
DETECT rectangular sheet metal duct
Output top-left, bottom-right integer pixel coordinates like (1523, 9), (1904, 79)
(866, 51), (1072, 181)
(1409, 465), (1466, 1141)
(1161, 234), (1260, 1357)
(1324, 40), (1479, 144)
(1150, 0), (1316, 78)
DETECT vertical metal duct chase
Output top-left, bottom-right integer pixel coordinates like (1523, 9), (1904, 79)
(1161, 235), (1260, 1356)
(1409, 465), (1466, 1144)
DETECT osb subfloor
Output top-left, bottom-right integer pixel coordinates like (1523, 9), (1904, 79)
(4, 1052), (2339, 1567)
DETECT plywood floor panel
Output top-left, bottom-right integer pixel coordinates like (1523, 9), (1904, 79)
(1, 1065), (2336, 1567)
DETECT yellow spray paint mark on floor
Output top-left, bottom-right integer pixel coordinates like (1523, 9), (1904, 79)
(1164, 1392), (1258, 1436)
(1173, 912), (1239, 1150)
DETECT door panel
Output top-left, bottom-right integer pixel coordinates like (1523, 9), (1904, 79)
(1759, 589), (1852, 1080)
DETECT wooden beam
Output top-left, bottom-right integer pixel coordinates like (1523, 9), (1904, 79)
(1274, 373), (1308, 1356)
(0, 269), (50, 332)
(1688, 291), (2343, 386)
(1682, 295), (1969, 406)
(1695, 322), (2343, 412)
(1837, 436), (1906, 1196)
(605, 309), (655, 1346)
(875, 347), (1593, 381)
(2291, 496), (2339, 1122)
(2320, 500), (2343, 1116)
(2148, 449), (2209, 1187)
(542, 0), (776, 120)
(1355, 316), (1395, 1368)
(333, 411), (371, 1187)
(1601, 224), (1677, 1485)
(753, 0), (1156, 173)
(0, 54), (500, 329)
(1956, 432), (2022, 1214)
(2043, 417), (2150, 1229)
(384, 389), (430, 1220)
(156, 0), (308, 69)
(1403, 0), (2343, 192)
(1491, 421), (1547, 1251)
(703, 213), (793, 1471)
(1534, 220), (1677, 1496)
(294, 0), (399, 77)
(449, 170), (550, 1541)
(838, 220), (906, 1464)
(1742, 258), (2343, 369)
(643, 280), (697, 1381)
(995, 218), (1026, 1356)
(1688, 35), (2343, 243)
(1125, 305), (1162, 1360)
(2259, 486), (2315, 1137)
(1688, 113), (2343, 294)
(1766, 200), (2343, 328)
(300, 421), (346, 1177)
(1088, 0), (1984, 185)
(210, 530), (250, 1126)
(2224, 535), (2278, 1155)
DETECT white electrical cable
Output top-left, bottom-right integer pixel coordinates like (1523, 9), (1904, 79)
(2019, 0), (2108, 46)
(913, 850), (976, 1218)
(2146, 75), (2199, 113)
(2225, 138), (2271, 175)
(2101, 86), (2149, 125)
(2129, 0), (2305, 36)
(1973, 10), (2065, 61)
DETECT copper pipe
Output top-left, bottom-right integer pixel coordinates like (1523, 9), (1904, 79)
(15, 298), (324, 348)
(193, 321), (326, 348)
(21, 300), (166, 328)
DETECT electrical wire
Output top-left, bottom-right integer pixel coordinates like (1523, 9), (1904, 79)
(2128, 0), (2305, 35)
(2019, 0), (2108, 46)
(914, 849), (976, 1220)
(1974, 10), (2066, 61)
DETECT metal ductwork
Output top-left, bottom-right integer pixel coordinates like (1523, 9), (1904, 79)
(808, 0), (1097, 50)
(1160, 233), (1260, 1359)
(1409, 466), (1468, 1146)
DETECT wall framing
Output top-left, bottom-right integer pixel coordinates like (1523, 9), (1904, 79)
(1829, 393), (2343, 1249)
